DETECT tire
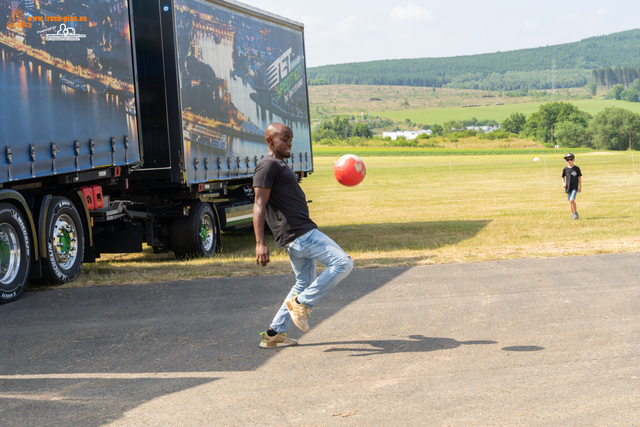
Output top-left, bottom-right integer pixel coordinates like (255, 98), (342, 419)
(0, 203), (31, 304)
(41, 197), (85, 284)
(171, 202), (218, 259)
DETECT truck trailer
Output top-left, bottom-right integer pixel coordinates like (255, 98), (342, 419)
(0, 0), (313, 303)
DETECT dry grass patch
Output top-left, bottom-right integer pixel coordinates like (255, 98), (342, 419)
(308, 84), (591, 125)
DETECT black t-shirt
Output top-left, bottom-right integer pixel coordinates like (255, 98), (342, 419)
(253, 155), (317, 247)
(562, 165), (582, 193)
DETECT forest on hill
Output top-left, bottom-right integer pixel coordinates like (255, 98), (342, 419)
(307, 29), (640, 91)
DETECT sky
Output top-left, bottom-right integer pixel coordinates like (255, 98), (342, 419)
(243, 0), (640, 68)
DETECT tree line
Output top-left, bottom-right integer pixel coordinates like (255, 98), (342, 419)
(307, 29), (640, 91)
(502, 102), (640, 150)
(591, 66), (640, 90)
(312, 102), (640, 151)
(313, 116), (373, 141)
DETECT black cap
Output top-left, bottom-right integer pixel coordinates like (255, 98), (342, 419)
(564, 153), (575, 160)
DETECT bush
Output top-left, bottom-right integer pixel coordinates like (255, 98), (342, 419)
(553, 121), (591, 148)
(479, 130), (509, 140)
(589, 107), (640, 150)
(502, 112), (526, 134)
(607, 84), (624, 100)
(622, 89), (640, 103)
(312, 128), (339, 142)
(383, 136), (421, 147)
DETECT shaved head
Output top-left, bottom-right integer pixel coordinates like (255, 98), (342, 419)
(265, 122), (291, 143)
(264, 122), (293, 160)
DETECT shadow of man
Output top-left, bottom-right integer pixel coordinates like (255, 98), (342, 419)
(304, 335), (498, 357)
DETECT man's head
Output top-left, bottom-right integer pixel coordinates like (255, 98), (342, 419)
(265, 122), (293, 160)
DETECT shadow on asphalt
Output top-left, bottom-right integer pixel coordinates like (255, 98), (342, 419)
(0, 219), (492, 426)
(0, 377), (215, 427)
(303, 335), (498, 356)
(1, 268), (411, 426)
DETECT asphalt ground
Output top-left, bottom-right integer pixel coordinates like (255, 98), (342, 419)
(1, 253), (639, 426)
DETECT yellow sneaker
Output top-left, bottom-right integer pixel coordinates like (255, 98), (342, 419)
(259, 332), (298, 348)
(285, 296), (312, 332)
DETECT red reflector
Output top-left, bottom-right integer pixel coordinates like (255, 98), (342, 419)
(91, 185), (103, 209)
(81, 187), (94, 210)
(114, 166), (121, 177)
(198, 184), (204, 192)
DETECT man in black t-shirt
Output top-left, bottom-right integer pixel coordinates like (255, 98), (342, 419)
(253, 123), (353, 348)
(561, 153), (582, 220)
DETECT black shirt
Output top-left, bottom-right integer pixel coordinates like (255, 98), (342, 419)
(253, 156), (317, 247)
(562, 166), (582, 193)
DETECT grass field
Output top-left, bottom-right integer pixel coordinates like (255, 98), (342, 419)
(308, 85), (590, 120)
(372, 99), (640, 125)
(312, 146), (593, 157)
(46, 150), (640, 290)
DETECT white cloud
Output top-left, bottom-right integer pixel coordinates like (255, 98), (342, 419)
(597, 8), (608, 16)
(390, 3), (436, 23)
(336, 15), (357, 33)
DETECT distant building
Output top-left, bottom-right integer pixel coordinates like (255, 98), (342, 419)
(382, 130), (432, 140)
(466, 125), (501, 133)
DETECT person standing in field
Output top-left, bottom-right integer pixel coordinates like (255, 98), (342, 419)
(561, 153), (582, 220)
(253, 122), (354, 348)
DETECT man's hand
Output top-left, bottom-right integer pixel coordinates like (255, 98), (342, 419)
(256, 243), (270, 267)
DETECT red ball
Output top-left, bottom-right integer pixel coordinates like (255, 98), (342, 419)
(333, 154), (366, 186)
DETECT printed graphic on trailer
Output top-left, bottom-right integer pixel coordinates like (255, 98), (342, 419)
(0, 1), (138, 181)
(174, 0), (311, 176)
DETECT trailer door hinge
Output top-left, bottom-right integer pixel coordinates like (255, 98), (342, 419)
(30, 144), (36, 177)
(6, 146), (12, 181)
(111, 136), (116, 166)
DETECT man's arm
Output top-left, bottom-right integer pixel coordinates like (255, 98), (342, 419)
(577, 176), (582, 192)
(253, 187), (271, 267)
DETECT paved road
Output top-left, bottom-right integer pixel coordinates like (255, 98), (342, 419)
(1, 253), (639, 426)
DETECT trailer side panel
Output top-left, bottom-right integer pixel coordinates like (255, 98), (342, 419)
(0, 1), (140, 182)
(174, 0), (313, 184)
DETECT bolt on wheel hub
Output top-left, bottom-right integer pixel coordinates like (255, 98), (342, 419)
(53, 215), (78, 269)
(201, 215), (214, 251)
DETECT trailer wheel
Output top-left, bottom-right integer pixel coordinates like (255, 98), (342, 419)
(0, 204), (31, 304)
(41, 197), (85, 284)
(171, 202), (217, 259)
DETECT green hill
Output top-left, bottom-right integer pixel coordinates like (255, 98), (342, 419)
(307, 28), (640, 91)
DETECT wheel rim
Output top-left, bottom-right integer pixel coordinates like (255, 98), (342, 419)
(53, 214), (78, 270)
(0, 223), (21, 285)
(200, 214), (214, 252)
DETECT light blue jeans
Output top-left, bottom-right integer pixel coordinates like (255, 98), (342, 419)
(270, 229), (353, 333)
